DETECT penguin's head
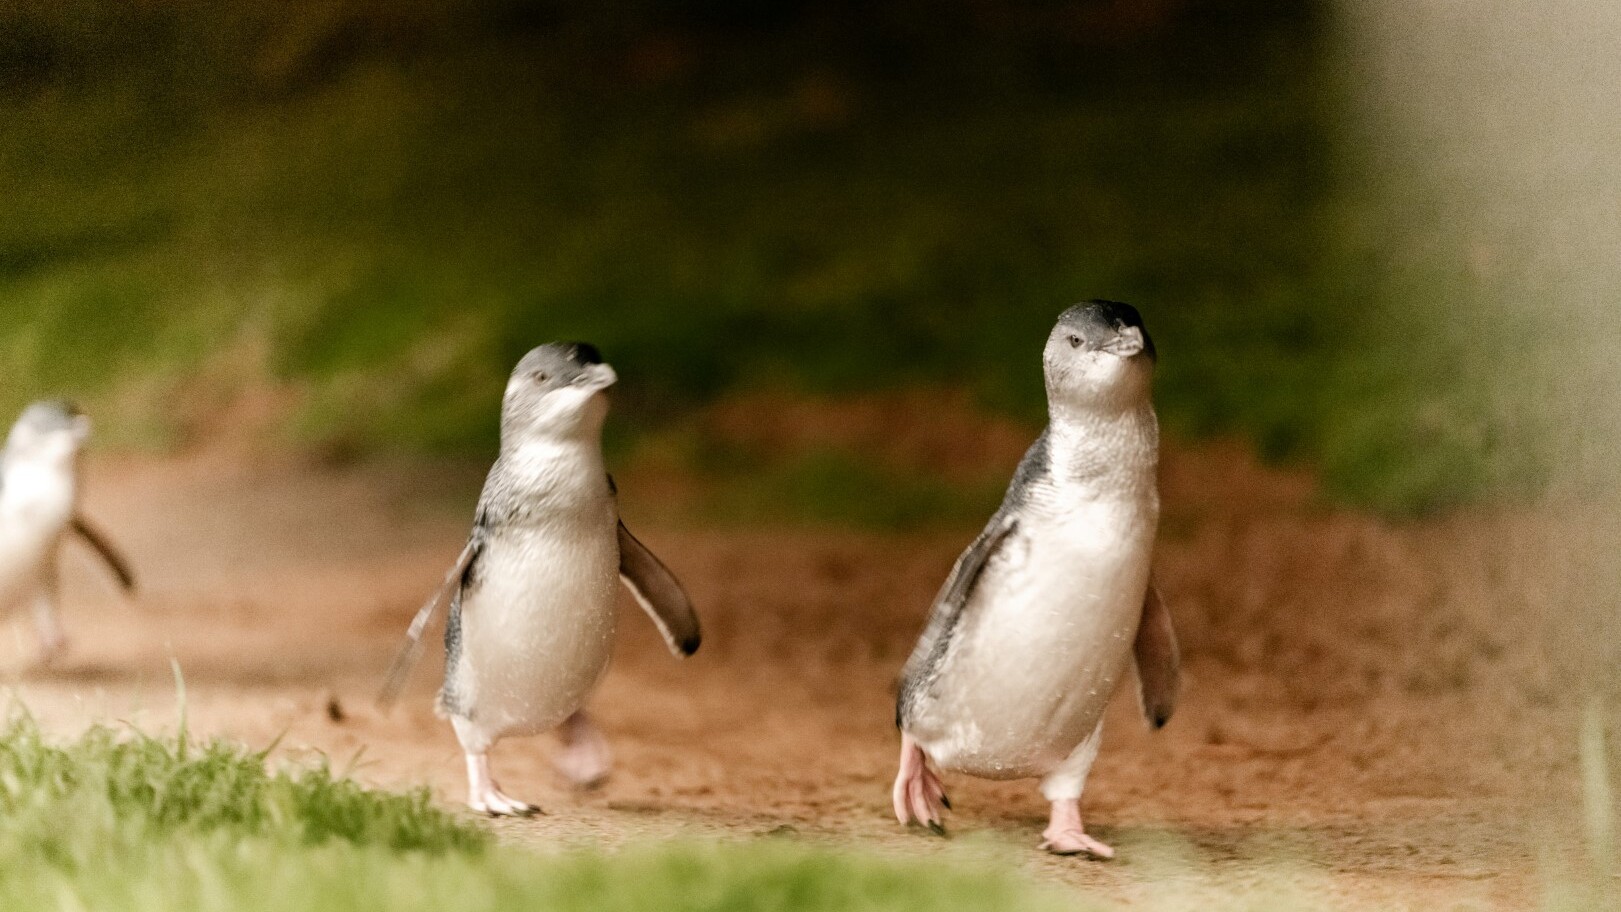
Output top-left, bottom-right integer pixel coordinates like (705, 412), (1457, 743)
(1042, 300), (1156, 414)
(5, 400), (91, 468)
(501, 342), (618, 441)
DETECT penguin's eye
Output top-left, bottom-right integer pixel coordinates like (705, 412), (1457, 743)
(1067, 334), (1082, 349)
(531, 371), (549, 384)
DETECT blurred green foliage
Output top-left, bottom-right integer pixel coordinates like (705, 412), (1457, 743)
(0, 0), (1585, 514)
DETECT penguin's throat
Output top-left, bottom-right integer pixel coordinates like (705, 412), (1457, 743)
(501, 437), (605, 485)
(1045, 405), (1159, 497)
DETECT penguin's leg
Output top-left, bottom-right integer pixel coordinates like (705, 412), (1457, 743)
(30, 556), (66, 665)
(891, 732), (950, 834)
(451, 715), (539, 817)
(1038, 720), (1112, 858)
(552, 710), (612, 790)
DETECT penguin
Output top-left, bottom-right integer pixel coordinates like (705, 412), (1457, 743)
(380, 343), (700, 815)
(892, 301), (1180, 858)
(0, 400), (137, 664)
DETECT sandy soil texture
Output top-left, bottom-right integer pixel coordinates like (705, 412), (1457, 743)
(4, 447), (1590, 909)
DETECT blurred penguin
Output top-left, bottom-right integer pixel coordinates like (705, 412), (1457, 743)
(0, 401), (136, 664)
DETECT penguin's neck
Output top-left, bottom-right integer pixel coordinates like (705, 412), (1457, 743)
(481, 431), (613, 532)
(1045, 402), (1159, 503)
(499, 435), (606, 493)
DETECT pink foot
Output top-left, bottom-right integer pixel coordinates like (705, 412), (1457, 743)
(892, 733), (950, 834)
(553, 711), (612, 790)
(1040, 799), (1113, 858)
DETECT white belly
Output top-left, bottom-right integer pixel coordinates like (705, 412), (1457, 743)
(451, 519), (620, 737)
(0, 462), (75, 614)
(910, 499), (1154, 779)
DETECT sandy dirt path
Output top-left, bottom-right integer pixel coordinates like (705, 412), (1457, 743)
(3, 449), (1582, 909)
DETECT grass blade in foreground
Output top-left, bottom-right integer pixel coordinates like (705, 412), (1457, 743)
(0, 712), (1066, 912)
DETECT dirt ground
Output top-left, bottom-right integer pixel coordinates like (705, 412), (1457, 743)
(5, 444), (1594, 909)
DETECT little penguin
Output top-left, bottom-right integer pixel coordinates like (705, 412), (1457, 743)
(0, 400), (137, 664)
(892, 301), (1180, 858)
(380, 343), (701, 815)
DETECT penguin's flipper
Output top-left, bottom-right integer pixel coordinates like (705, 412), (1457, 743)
(69, 514), (136, 592)
(378, 537), (479, 708)
(1132, 581), (1180, 729)
(617, 521), (700, 657)
(896, 513), (1018, 724)
(900, 431), (1042, 702)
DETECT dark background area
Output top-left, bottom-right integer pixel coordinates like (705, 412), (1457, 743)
(0, 0), (1598, 517)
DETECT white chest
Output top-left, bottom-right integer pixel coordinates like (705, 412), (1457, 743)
(914, 490), (1157, 777)
(979, 498), (1154, 641)
(451, 441), (622, 735)
(0, 462), (76, 607)
(1, 462), (76, 531)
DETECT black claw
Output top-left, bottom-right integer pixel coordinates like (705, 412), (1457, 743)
(926, 821), (947, 837)
(487, 805), (543, 818)
(940, 795), (952, 810)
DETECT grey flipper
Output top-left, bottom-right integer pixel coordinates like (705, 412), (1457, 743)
(895, 513), (1018, 728)
(1132, 582), (1179, 729)
(618, 521), (700, 657)
(895, 431), (1053, 729)
(69, 514), (136, 592)
(377, 537), (480, 708)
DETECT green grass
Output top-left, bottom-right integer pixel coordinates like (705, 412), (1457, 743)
(1, 0), (1607, 516)
(0, 709), (1071, 912)
(9, 703), (1609, 912)
(1, 701), (1616, 910)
